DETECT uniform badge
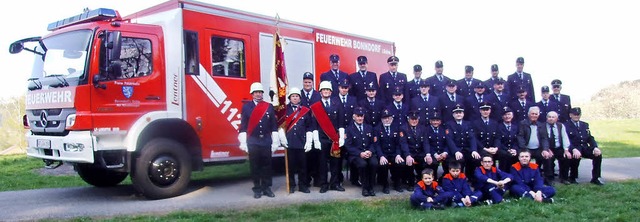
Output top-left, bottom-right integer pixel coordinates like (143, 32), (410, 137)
(122, 86), (134, 99)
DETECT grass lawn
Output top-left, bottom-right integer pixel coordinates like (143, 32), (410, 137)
(60, 180), (640, 222)
(589, 119), (640, 158)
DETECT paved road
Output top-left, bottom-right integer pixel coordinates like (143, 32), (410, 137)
(1, 157), (638, 221)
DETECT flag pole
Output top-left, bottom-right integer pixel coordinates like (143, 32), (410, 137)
(274, 13), (290, 195)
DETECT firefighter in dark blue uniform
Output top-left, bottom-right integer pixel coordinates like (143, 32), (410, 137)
(464, 82), (491, 121)
(509, 86), (535, 123)
(507, 57), (535, 102)
(497, 107), (520, 172)
(439, 80), (464, 125)
(485, 64), (509, 94)
(473, 102), (504, 169)
(345, 107), (379, 197)
(349, 56), (379, 102)
(425, 60), (451, 97)
(537, 86), (559, 122)
(280, 87), (313, 193)
(300, 72), (322, 187)
(386, 86), (409, 128)
(550, 79), (572, 123)
(510, 150), (555, 203)
(407, 64), (424, 100)
(379, 56), (409, 105)
(313, 81), (345, 193)
(565, 107), (604, 185)
(411, 79), (441, 127)
(359, 82), (385, 127)
(375, 109), (409, 194)
(457, 65), (484, 98)
(424, 112), (455, 180)
(487, 78), (509, 121)
(446, 104), (480, 181)
(320, 54), (349, 97)
(402, 111), (431, 189)
(238, 82), (279, 199)
(337, 78), (360, 186)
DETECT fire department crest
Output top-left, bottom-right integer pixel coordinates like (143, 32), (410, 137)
(122, 86), (134, 99)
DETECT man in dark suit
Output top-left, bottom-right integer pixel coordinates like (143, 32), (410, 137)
(320, 54), (349, 97)
(537, 86), (560, 122)
(402, 111), (432, 188)
(550, 79), (572, 123)
(407, 64), (424, 100)
(379, 56), (409, 105)
(497, 107), (519, 172)
(485, 64), (508, 93)
(565, 107), (604, 185)
(509, 86), (535, 123)
(312, 81), (345, 193)
(386, 86), (409, 128)
(507, 57), (535, 102)
(300, 72), (322, 187)
(349, 56), (379, 102)
(439, 80), (464, 125)
(424, 112), (453, 180)
(517, 106), (554, 185)
(359, 82), (385, 128)
(425, 60), (451, 97)
(345, 107), (378, 197)
(487, 78), (510, 121)
(473, 102), (502, 162)
(300, 72), (321, 108)
(238, 82), (279, 198)
(457, 65), (483, 98)
(445, 104), (480, 180)
(411, 79), (441, 126)
(464, 82), (492, 122)
(281, 87), (313, 193)
(337, 78), (359, 186)
(375, 109), (409, 193)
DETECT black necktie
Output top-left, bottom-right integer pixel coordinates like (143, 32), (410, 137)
(544, 101), (548, 107)
(342, 96), (346, 104)
(397, 104), (402, 110)
(412, 127), (417, 135)
(434, 127), (438, 134)
(521, 101), (525, 108)
(556, 95), (561, 102)
(333, 71), (338, 80)
(450, 94), (455, 102)
(497, 94), (502, 101)
(438, 75), (442, 82)
(292, 105), (297, 112)
(361, 71), (366, 78)
(370, 100), (374, 107)
(359, 125), (363, 133)
(385, 126), (390, 135)
(575, 122), (580, 129)
(324, 100), (329, 107)
(306, 92), (310, 100)
(506, 125), (511, 131)
(485, 120), (489, 125)
(519, 73), (523, 79)
(423, 96), (427, 102)
(467, 80), (471, 86)
(479, 96), (483, 103)
(549, 124), (556, 148)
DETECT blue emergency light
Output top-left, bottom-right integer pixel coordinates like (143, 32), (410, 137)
(47, 8), (119, 31)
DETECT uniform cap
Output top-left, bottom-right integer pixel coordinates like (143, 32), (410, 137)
(517, 85), (527, 93)
(570, 107), (581, 115)
(551, 79), (563, 86)
(329, 54), (340, 62)
(516, 57), (525, 64)
(435, 60), (444, 68)
(339, 78), (351, 87)
(319, 81), (333, 91)
(491, 64), (499, 72)
(387, 56), (400, 64)
(541, 85), (550, 93)
(392, 86), (404, 95)
(465, 65), (474, 73)
(381, 109), (393, 118)
(479, 101), (492, 109)
(354, 107), (365, 116)
(408, 110), (420, 119)
(357, 56), (368, 64)
(364, 81), (377, 90)
(429, 112), (441, 120)
(502, 106), (513, 114)
(453, 103), (465, 113)
(413, 64), (422, 72)
(250, 82), (264, 94)
(303, 72), (314, 80)
(447, 80), (457, 87)
(474, 81), (486, 88)
(419, 79), (430, 87)
(288, 87), (301, 98)
(495, 77), (505, 84)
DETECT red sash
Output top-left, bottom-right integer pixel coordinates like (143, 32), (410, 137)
(284, 106), (310, 132)
(247, 102), (269, 136)
(310, 102), (340, 157)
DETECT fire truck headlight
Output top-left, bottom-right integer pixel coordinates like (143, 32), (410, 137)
(66, 114), (76, 128)
(64, 143), (84, 152)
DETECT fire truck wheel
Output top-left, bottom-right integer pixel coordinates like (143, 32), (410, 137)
(76, 163), (129, 187)
(132, 138), (192, 199)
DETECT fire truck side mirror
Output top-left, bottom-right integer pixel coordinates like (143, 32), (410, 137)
(9, 42), (23, 54)
(105, 31), (122, 61)
(93, 74), (107, 89)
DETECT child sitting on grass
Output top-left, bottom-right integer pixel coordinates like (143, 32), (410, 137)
(410, 169), (451, 210)
(442, 162), (482, 207)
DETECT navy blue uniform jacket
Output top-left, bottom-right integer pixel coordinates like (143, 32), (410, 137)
(239, 101), (278, 147)
(345, 122), (377, 162)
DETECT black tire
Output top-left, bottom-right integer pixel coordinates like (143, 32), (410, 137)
(131, 138), (192, 199)
(76, 163), (129, 187)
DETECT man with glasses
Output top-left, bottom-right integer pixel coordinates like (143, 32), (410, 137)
(474, 155), (513, 205)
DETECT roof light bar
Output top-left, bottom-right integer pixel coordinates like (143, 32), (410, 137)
(47, 8), (119, 31)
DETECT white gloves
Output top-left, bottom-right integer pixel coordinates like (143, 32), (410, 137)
(278, 127), (288, 148)
(338, 128), (345, 147)
(238, 132), (248, 153)
(304, 131), (313, 152)
(313, 130), (321, 149)
(271, 131), (279, 152)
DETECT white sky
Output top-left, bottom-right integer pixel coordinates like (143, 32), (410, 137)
(1, 0), (638, 102)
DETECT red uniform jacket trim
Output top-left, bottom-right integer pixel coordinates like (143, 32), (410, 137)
(418, 180), (439, 190)
(512, 162), (538, 171)
(310, 102), (340, 157)
(284, 106), (310, 132)
(247, 102), (270, 136)
(480, 166), (497, 175)
(443, 173), (467, 180)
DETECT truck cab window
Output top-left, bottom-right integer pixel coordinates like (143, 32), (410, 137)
(117, 37), (152, 79)
(211, 36), (245, 78)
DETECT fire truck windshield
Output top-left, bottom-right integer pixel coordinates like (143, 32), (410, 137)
(31, 30), (92, 84)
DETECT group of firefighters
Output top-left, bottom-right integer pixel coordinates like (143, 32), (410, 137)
(237, 54), (604, 203)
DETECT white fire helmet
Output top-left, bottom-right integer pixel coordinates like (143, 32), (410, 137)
(319, 81), (332, 91)
(249, 82), (264, 94)
(288, 87), (301, 98)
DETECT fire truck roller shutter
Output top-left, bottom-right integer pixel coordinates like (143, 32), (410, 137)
(259, 34), (314, 102)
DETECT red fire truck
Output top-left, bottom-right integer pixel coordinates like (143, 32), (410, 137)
(10, 0), (395, 199)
